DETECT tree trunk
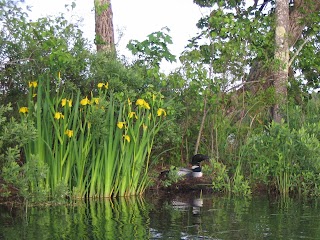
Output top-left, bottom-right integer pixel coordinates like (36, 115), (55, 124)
(273, 0), (289, 122)
(245, 1), (320, 121)
(194, 96), (208, 155)
(95, 0), (115, 52)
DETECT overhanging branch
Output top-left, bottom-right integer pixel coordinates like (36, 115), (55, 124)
(288, 37), (310, 67)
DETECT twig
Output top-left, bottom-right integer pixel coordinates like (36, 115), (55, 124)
(288, 37), (310, 67)
(1, 58), (33, 66)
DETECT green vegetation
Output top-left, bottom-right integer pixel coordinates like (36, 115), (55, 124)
(0, 197), (151, 239)
(15, 74), (167, 200)
(160, 166), (184, 188)
(1, 0), (320, 202)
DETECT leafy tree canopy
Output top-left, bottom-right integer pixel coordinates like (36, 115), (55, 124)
(189, 0), (320, 91)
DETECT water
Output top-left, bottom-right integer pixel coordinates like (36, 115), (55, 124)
(1, 192), (320, 239)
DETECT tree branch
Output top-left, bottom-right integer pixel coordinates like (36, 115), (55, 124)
(288, 37), (310, 67)
(1, 58), (33, 66)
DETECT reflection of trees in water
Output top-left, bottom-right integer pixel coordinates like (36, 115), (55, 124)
(2, 195), (320, 239)
(0, 197), (151, 239)
(147, 192), (209, 239)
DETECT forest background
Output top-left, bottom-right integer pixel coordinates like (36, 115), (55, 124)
(1, 0), (320, 202)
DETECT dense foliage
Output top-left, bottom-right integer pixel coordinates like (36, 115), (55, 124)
(1, 0), (320, 201)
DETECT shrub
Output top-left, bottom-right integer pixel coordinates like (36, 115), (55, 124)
(240, 121), (320, 197)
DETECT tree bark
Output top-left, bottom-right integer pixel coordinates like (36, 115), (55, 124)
(95, 0), (115, 52)
(273, 0), (289, 122)
(194, 96), (208, 155)
(288, 0), (320, 47)
(245, 1), (320, 122)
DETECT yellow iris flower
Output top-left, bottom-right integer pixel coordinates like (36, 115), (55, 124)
(92, 98), (99, 105)
(54, 112), (64, 120)
(142, 124), (148, 131)
(136, 99), (150, 110)
(65, 129), (73, 138)
(19, 107), (28, 113)
(80, 96), (90, 106)
(136, 99), (144, 106)
(129, 111), (137, 119)
(123, 135), (130, 142)
(62, 98), (66, 106)
(28, 81), (38, 88)
(157, 108), (167, 116)
(62, 98), (73, 107)
(117, 122), (126, 129)
(97, 82), (109, 89)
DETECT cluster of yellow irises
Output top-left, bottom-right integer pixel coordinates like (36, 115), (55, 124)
(18, 81), (38, 113)
(18, 77), (168, 197)
(117, 97), (167, 143)
(20, 81), (167, 141)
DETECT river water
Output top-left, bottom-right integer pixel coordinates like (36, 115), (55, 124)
(1, 192), (320, 239)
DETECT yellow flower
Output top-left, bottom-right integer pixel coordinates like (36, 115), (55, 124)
(136, 99), (144, 106)
(58, 72), (61, 79)
(65, 129), (73, 138)
(92, 98), (99, 105)
(80, 96), (90, 106)
(136, 99), (150, 110)
(157, 108), (167, 117)
(144, 101), (150, 109)
(54, 112), (64, 120)
(128, 98), (132, 105)
(33, 93), (37, 98)
(123, 135), (130, 142)
(128, 111), (137, 119)
(61, 98), (67, 107)
(142, 124), (148, 131)
(28, 81), (38, 88)
(62, 99), (72, 107)
(97, 82), (108, 89)
(19, 107), (28, 113)
(117, 121), (126, 129)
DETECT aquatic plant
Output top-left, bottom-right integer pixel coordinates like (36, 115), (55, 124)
(19, 74), (167, 199)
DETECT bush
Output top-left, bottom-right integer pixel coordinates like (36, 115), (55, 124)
(0, 103), (38, 200)
(240, 121), (320, 197)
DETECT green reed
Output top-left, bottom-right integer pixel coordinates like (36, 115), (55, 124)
(19, 75), (167, 199)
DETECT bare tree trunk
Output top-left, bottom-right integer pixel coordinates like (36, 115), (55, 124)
(95, 0), (115, 52)
(194, 96), (208, 155)
(273, 0), (289, 122)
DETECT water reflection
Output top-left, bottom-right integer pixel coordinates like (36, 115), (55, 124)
(0, 197), (151, 239)
(149, 194), (208, 239)
(1, 194), (320, 239)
